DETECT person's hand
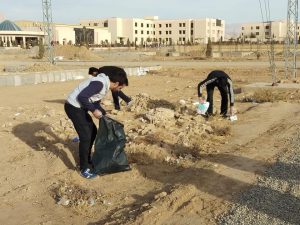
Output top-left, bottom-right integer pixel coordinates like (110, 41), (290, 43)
(199, 97), (205, 104)
(92, 109), (103, 119)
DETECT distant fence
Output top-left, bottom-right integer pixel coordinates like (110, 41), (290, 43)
(0, 66), (161, 87)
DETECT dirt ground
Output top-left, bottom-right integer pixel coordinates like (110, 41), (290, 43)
(0, 47), (300, 225)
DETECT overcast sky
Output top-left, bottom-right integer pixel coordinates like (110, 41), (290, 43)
(0, 0), (288, 24)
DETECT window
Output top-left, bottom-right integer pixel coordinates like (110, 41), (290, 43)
(154, 31), (155, 35)
(183, 37), (186, 42)
(169, 23), (172, 27)
(159, 31), (162, 35)
(179, 23), (182, 27)
(135, 22), (138, 27)
(135, 30), (138, 34)
(159, 24), (162, 28)
(191, 23), (194, 28)
(141, 30), (144, 34)
(251, 26), (253, 30)
(183, 30), (185, 34)
(154, 24), (155, 28)
(256, 32), (259, 35)
(179, 30), (182, 34)
(265, 25), (270, 29)
(183, 23), (185, 27)
(242, 27), (244, 30)
(166, 24), (168, 27)
(104, 22), (108, 27)
(141, 23), (144, 27)
(256, 26), (260, 29)
(265, 32), (269, 35)
(94, 23), (98, 26)
(179, 37), (182, 41)
(169, 31), (172, 34)
(166, 31), (168, 34)
(147, 24), (149, 28)
(135, 37), (138, 41)
(147, 31), (149, 34)
(191, 30), (193, 35)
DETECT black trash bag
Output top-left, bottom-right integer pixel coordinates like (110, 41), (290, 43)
(92, 116), (130, 175)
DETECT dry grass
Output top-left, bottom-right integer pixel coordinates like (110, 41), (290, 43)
(209, 117), (232, 136)
(252, 89), (275, 103)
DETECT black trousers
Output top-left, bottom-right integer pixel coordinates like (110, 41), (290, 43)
(112, 90), (131, 110)
(64, 103), (97, 170)
(206, 79), (229, 116)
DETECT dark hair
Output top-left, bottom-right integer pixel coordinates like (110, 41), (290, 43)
(88, 67), (99, 76)
(98, 66), (128, 86)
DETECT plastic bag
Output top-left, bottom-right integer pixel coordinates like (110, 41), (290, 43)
(196, 102), (210, 115)
(92, 116), (130, 175)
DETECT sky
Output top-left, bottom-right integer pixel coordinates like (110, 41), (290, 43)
(0, 0), (288, 25)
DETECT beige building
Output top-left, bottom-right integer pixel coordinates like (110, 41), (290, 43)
(12, 20), (111, 46)
(0, 20), (44, 47)
(53, 24), (111, 45)
(240, 20), (294, 42)
(80, 16), (225, 45)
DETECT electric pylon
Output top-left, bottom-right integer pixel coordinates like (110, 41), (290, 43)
(42, 0), (54, 64)
(284, 0), (298, 79)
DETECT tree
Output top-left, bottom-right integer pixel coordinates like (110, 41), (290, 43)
(250, 33), (256, 38)
(126, 38), (130, 47)
(205, 37), (212, 58)
(38, 37), (45, 59)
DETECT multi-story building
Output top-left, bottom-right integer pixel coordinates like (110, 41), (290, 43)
(240, 20), (294, 42)
(80, 16), (225, 44)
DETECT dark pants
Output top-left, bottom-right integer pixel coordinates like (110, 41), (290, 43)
(64, 103), (97, 170)
(112, 90), (131, 110)
(206, 79), (229, 116)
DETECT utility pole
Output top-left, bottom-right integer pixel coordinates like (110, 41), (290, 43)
(284, 0), (298, 79)
(42, 0), (54, 64)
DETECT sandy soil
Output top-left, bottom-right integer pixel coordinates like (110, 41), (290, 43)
(0, 50), (300, 225)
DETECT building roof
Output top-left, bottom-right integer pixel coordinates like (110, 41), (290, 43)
(0, 20), (22, 31)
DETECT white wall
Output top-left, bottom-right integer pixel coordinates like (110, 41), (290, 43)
(54, 25), (75, 44)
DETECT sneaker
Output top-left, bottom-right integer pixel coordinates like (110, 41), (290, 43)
(127, 100), (134, 108)
(80, 168), (97, 179)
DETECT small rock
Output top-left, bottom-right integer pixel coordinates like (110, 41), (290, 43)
(57, 196), (70, 206)
(154, 191), (167, 200)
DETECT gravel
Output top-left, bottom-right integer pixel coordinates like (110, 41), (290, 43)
(218, 134), (300, 225)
